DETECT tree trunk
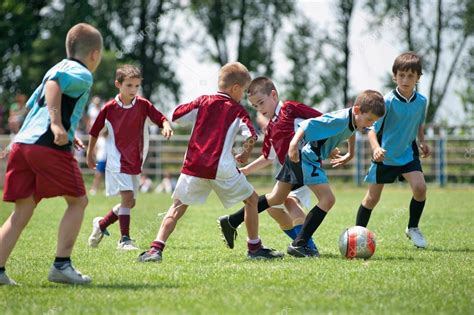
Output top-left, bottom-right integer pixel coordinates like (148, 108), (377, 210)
(427, 0), (442, 123)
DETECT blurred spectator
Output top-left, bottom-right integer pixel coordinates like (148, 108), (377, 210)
(140, 174), (153, 193)
(155, 171), (176, 194)
(8, 94), (28, 135)
(89, 131), (107, 195)
(86, 96), (102, 131)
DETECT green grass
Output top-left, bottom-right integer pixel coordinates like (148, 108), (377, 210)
(0, 186), (473, 314)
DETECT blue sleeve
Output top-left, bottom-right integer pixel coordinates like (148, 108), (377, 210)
(371, 98), (391, 133)
(299, 115), (347, 142)
(26, 86), (42, 109)
(49, 68), (93, 98)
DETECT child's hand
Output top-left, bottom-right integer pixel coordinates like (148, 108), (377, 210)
(330, 152), (353, 168)
(51, 124), (68, 146)
(86, 154), (96, 170)
(419, 141), (431, 158)
(239, 167), (249, 176)
(161, 126), (174, 140)
(73, 137), (85, 151)
(235, 151), (250, 164)
(288, 143), (299, 163)
(329, 147), (341, 159)
(372, 147), (386, 162)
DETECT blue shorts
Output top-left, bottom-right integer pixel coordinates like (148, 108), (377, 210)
(96, 160), (106, 173)
(276, 150), (328, 188)
(365, 159), (422, 184)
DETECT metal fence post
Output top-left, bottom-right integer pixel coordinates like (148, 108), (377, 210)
(436, 136), (446, 187)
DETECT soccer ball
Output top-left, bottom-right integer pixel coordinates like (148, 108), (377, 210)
(339, 226), (376, 259)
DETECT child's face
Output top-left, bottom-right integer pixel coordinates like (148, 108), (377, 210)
(229, 83), (248, 103)
(353, 106), (380, 131)
(115, 77), (142, 101)
(393, 69), (420, 96)
(248, 90), (279, 119)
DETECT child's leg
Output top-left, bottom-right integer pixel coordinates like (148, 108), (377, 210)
(284, 197), (317, 250)
(56, 195), (88, 258)
(402, 171), (427, 228)
(356, 184), (384, 227)
(118, 190), (135, 238)
(153, 199), (188, 248)
(89, 171), (102, 194)
(266, 207), (294, 232)
(0, 196), (36, 267)
(243, 192), (259, 241)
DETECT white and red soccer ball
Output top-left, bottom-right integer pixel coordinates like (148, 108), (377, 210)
(339, 226), (376, 259)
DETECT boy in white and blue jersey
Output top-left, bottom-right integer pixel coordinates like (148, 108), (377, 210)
(355, 52), (431, 249)
(0, 23), (103, 286)
(249, 90), (385, 257)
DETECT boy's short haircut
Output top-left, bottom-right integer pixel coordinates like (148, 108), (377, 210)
(392, 51), (423, 76)
(355, 90), (385, 117)
(218, 62), (251, 90)
(66, 23), (103, 59)
(247, 76), (277, 96)
(116, 65), (143, 83)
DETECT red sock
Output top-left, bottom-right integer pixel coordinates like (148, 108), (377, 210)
(247, 240), (262, 253)
(119, 215), (130, 237)
(151, 240), (165, 251)
(99, 210), (118, 231)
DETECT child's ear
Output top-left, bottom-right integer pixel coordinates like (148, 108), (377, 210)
(353, 105), (361, 115)
(114, 80), (121, 89)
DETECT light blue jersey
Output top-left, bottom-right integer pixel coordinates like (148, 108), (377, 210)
(14, 58), (93, 151)
(372, 89), (426, 166)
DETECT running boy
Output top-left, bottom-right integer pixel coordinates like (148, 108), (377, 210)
(355, 52), (430, 248)
(138, 62), (283, 262)
(0, 23), (103, 285)
(87, 65), (173, 251)
(218, 76), (324, 251)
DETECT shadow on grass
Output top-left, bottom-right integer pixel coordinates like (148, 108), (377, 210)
(425, 246), (474, 253)
(43, 282), (179, 290)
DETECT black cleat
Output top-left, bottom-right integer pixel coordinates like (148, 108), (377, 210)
(218, 215), (237, 249)
(287, 243), (319, 258)
(248, 247), (285, 260)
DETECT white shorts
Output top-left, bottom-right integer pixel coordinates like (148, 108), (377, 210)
(172, 173), (254, 208)
(105, 172), (140, 197)
(273, 185), (312, 211)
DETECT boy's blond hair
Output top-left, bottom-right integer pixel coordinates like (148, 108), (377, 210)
(115, 65), (143, 83)
(66, 23), (103, 59)
(355, 90), (385, 117)
(218, 62), (251, 90)
(392, 51), (423, 76)
(247, 76), (277, 96)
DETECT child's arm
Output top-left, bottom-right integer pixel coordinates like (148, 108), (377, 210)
(161, 120), (173, 140)
(240, 155), (273, 176)
(86, 135), (97, 169)
(235, 136), (256, 164)
(45, 80), (68, 146)
(368, 129), (386, 162)
(289, 128), (305, 163)
(417, 124), (430, 158)
(330, 134), (355, 167)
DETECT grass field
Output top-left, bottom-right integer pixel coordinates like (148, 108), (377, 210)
(0, 186), (473, 314)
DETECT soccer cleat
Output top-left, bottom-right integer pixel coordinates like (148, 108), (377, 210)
(88, 217), (109, 248)
(137, 248), (163, 262)
(247, 247), (285, 260)
(117, 236), (139, 251)
(287, 243), (320, 258)
(48, 264), (91, 284)
(0, 272), (18, 286)
(218, 215), (238, 249)
(405, 227), (427, 248)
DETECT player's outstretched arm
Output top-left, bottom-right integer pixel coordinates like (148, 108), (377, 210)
(368, 129), (385, 162)
(289, 128), (304, 163)
(331, 134), (355, 167)
(417, 124), (430, 158)
(45, 80), (68, 146)
(240, 155), (273, 176)
(235, 136), (256, 164)
(86, 136), (98, 170)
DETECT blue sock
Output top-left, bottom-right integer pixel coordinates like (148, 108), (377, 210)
(294, 224), (317, 251)
(283, 228), (297, 240)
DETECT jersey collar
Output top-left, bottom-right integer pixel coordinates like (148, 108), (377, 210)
(115, 95), (137, 109)
(68, 58), (88, 69)
(348, 107), (356, 132)
(394, 88), (417, 103)
(272, 101), (283, 122)
(216, 91), (231, 99)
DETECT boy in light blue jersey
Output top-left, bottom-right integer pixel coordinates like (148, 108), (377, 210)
(355, 52), (431, 249)
(0, 23), (103, 286)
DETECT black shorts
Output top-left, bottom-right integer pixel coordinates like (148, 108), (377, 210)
(275, 154), (304, 190)
(365, 158), (423, 184)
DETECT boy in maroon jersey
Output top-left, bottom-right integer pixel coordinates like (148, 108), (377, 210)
(138, 62), (283, 262)
(86, 65), (173, 251)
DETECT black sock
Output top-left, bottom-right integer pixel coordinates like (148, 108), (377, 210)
(408, 198), (425, 228)
(356, 204), (372, 227)
(0, 267), (5, 273)
(54, 257), (71, 269)
(228, 195), (270, 228)
(292, 206), (327, 246)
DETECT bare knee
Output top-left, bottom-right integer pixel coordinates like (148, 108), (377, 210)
(412, 183), (427, 200)
(364, 193), (380, 208)
(266, 192), (286, 206)
(121, 191), (135, 208)
(321, 193), (336, 211)
(67, 195), (88, 209)
(244, 192), (258, 208)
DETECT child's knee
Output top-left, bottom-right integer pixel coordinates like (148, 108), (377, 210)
(244, 192), (258, 207)
(412, 183), (427, 199)
(320, 193), (335, 211)
(74, 196), (88, 209)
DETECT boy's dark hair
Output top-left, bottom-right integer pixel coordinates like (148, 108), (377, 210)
(116, 65), (143, 83)
(218, 62), (251, 90)
(248, 77), (277, 96)
(355, 90), (385, 117)
(65, 23), (103, 59)
(392, 51), (423, 76)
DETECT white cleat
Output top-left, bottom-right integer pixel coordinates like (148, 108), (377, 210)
(88, 217), (109, 247)
(0, 272), (18, 286)
(117, 237), (139, 251)
(405, 227), (427, 248)
(48, 264), (91, 284)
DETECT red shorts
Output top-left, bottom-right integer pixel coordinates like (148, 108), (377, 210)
(3, 143), (86, 203)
